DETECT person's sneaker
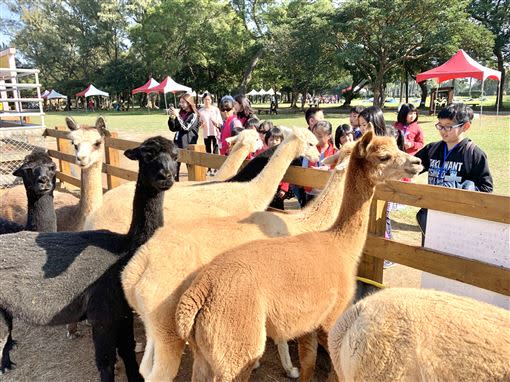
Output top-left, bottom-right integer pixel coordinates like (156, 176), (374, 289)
(383, 260), (395, 269)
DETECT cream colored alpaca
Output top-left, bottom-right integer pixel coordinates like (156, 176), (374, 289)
(214, 130), (263, 181)
(174, 132), (423, 382)
(328, 288), (510, 382)
(0, 117), (107, 231)
(86, 126), (319, 233)
(120, 146), (351, 381)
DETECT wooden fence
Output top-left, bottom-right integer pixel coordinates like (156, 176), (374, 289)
(44, 127), (510, 297)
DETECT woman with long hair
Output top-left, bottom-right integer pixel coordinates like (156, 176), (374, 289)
(233, 94), (256, 127)
(167, 93), (199, 181)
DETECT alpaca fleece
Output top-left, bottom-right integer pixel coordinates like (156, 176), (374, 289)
(175, 132), (423, 381)
(328, 288), (510, 382)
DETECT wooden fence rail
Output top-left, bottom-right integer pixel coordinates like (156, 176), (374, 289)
(44, 127), (510, 296)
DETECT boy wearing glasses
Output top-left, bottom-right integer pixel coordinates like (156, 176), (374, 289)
(415, 103), (493, 192)
(415, 103), (493, 243)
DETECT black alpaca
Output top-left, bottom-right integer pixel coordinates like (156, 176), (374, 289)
(0, 136), (178, 382)
(0, 149), (57, 234)
(226, 144), (302, 183)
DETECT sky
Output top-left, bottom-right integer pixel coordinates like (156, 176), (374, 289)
(0, 3), (17, 46)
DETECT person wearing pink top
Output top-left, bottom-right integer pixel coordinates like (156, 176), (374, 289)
(219, 95), (243, 156)
(394, 103), (425, 156)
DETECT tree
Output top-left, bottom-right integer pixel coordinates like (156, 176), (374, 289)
(330, 0), (494, 107)
(468, 0), (510, 109)
(2, 0), (131, 95)
(129, 0), (252, 94)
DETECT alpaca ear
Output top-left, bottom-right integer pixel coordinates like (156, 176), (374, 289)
(225, 135), (238, 147)
(279, 126), (292, 138)
(322, 152), (340, 166)
(95, 116), (111, 137)
(65, 117), (79, 131)
(12, 165), (26, 177)
(356, 131), (374, 158)
(338, 141), (356, 162)
(124, 147), (140, 160)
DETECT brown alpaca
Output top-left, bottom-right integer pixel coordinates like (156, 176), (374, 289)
(174, 132), (423, 382)
(0, 117), (107, 232)
(86, 126), (319, 233)
(120, 146), (352, 381)
(328, 288), (510, 382)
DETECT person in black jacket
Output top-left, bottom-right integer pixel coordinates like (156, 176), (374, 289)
(415, 103), (493, 242)
(415, 103), (493, 192)
(168, 93), (200, 181)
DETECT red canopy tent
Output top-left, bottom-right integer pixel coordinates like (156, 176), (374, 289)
(131, 78), (160, 95)
(416, 50), (502, 116)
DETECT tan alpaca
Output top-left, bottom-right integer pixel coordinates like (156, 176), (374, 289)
(174, 132), (423, 382)
(0, 117), (107, 232)
(328, 288), (510, 382)
(86, 126), (319, 233)
(120, 145), (352, 381)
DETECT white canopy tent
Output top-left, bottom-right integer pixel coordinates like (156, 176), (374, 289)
(258, 88), (267, 95)
(45, 89), (67, 99)
(75, 84), (109, 97)
(266, 88), (281, 96)
(246, 89), (259, 96)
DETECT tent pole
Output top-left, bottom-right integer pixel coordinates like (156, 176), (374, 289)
(434, 82), (439, 115)
(173, 92), (176, 107)
(496, 80), (500, 116)
(480, 79), (484, 128)
(164, 93), (168, 110)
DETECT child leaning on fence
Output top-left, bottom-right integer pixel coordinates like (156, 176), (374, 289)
(265, 127), (292, 210)
(414, 103), (493, 241)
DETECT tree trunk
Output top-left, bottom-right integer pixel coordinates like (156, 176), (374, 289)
(495, 48), (505, 110)
(238, 47), (264, 94)
(418, 81), (428, 109)
(405, 70), (409, 103)
(372, 79), (385, 107)
(290, 89), (299, 108)
(301, 88), (307, 109)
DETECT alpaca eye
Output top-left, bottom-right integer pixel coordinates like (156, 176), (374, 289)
(93, 141), (101, 148)
(379, 155), (391, 162)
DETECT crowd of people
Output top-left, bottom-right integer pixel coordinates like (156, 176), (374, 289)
(167, 93), (493, 258)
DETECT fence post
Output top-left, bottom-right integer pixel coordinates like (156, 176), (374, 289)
(104, 132), (122, 190)
(55, 126), (72, 187)
(186, 144), (207, 181)
(357, 199), (386, 283)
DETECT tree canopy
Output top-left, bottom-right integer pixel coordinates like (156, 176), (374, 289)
(0, 0), (503, 107)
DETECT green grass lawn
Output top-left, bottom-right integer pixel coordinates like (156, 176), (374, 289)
(37, 105), (509, 196)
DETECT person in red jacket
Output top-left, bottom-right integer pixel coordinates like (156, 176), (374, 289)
(265, 127), (291, 210)
(394, 103), (424, 156)
(302, 120), (337, 206)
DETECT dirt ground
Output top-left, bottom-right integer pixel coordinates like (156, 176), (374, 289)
(2, 131), (424, 381)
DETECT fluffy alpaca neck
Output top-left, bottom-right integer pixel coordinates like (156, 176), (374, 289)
(297, 168), (346, 229)
(78, 159), (103, 224)
(25, 191), (57, 232)
(250, 138), (299, 202)
(329, 158), (376, 270)
(126, 180), (164, 252)
(215, 144), (249, 181)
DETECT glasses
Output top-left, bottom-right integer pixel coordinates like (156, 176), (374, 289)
(435, 122), (464, 131)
